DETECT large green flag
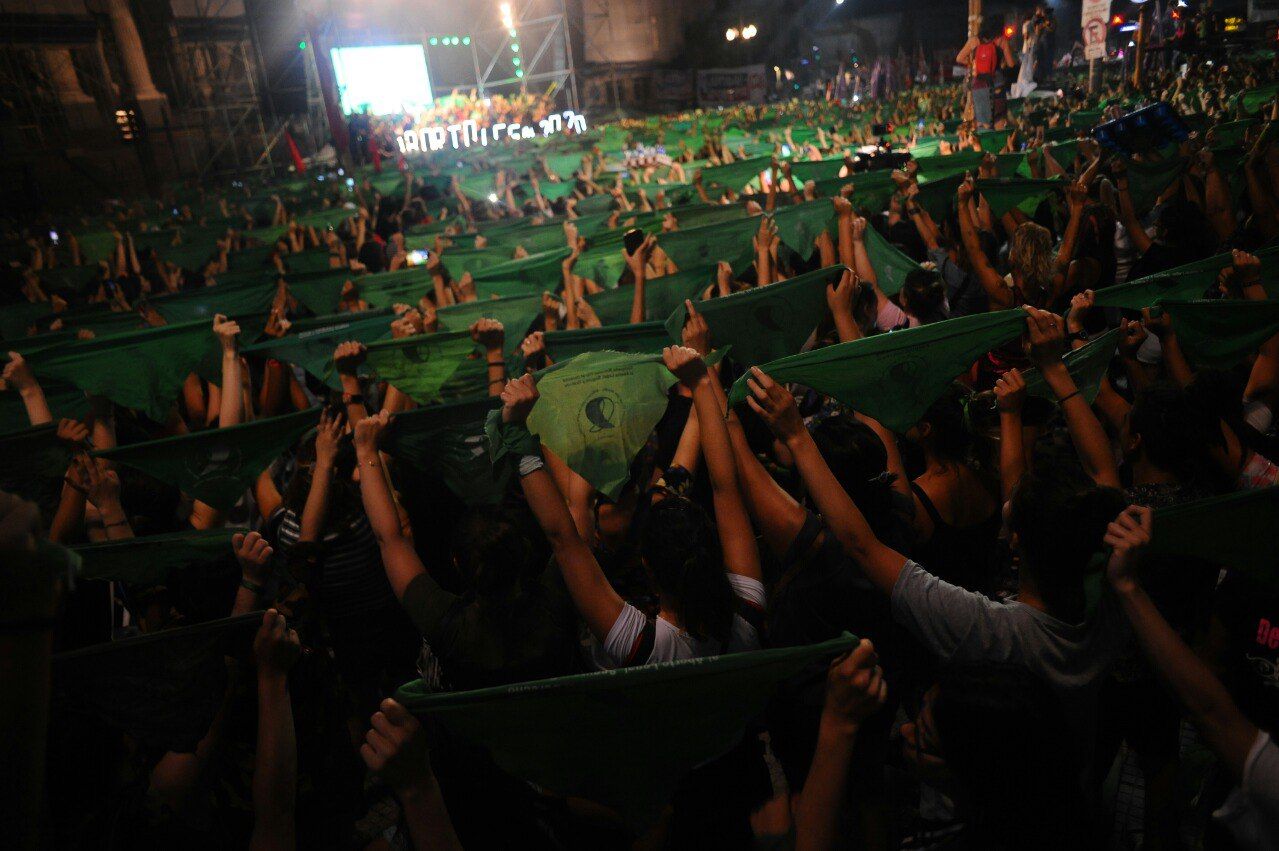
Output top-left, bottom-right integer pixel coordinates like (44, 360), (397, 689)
(527, 351), (676, 498)
(395, 633), (856, 826)
(587, 266), (715, 325)
(770, 200), (835, 259)
(1151, 487), (1279, 580)
(363, 332), (480, 403)
(26, 320), (216, 420)
(73, 529), (234, 586)
(727, 310), (1027, 432)
(148, 280), (277, 324)
(862, 224), (923, 297)
(435, 295), (543, 356)
(544, 322), (672, 362)
(664, 265), (843, 367)
(1125, 157), (1186, 215)
(242, 311), (393, 389)
(0, 424), (72, 509)
(1160, 299), (1279, 368)
(385, 395), (509, 505)
(1093, 247), (1279, 310)
(1021, 328), (1120, 404)
(698, 156), (771, 192)
(976, 178), (1062, 218)
(94, 407), (319, 510)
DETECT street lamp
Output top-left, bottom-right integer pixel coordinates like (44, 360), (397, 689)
(726, 27), (738, 41)
(742, 24), (758, 40)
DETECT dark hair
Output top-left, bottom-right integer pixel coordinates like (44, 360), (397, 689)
(1008, 464), (1124, 621)
(917, 384), (973, 461)
(1186, 368), (1279, 462)
(452, 508), (538, 607)
(932, 664), (1092, 849)
(639, 497), (736, 644)
(282, 435), (362, 531)
(1129, 380), (1231, 494)
(900, 268), (948, 325)
(1155, 198), (1218, 263)
(810, 415), (898, 536)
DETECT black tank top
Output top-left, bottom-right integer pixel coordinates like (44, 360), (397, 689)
(910, 481), (1002, 596)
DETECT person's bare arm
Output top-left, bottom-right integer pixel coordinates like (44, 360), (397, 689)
(249, 609), (300, 851)
(1106, 507), (1258, 783)
(300, 410), (343, 543)
(664, 346), (762, 583)
(957, 176), (1013, 308)
(993, 369), (1028, 504)
(1111, 160), (1155, 255)
(2, 353), (51, 426)
(352, 411), (427, 598)
(744, 367), (908, 594)
(502, 376), (624, 642)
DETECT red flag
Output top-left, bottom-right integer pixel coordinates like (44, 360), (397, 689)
(284, 129), (306, 174)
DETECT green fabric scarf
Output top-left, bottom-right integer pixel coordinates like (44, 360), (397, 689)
(527, 350), (676, 498)
(1021, 328), (1120, 404)
(394, 633), (856, 827)
(73, 529), (234, 586)
(363, 332), (481, 404)
(726, 310), (1027, 432)
(663, 265), (844, 368)
(1159, 300), (1279, 369)
(586, 266), (716, 326)
(94, 408), (319, 510)
(976, 178), (1062, 218)
(386, 396), (509, 505)
(242, 311), (393, 389)
(1151, 487), (1279, 579)
(544, 322), (672, 363)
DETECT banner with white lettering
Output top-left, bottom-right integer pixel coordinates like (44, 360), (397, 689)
(696, 65), (768, 107)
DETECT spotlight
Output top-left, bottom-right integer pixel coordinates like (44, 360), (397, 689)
(725, 27), (738, 41)
(488, 193), (499, 202)
(297, 40), (307, 50)
(499, 2), (514, 30)
(836, 0), (844, 4)
(511, 43), (519, 52)
(512, 57), (520, 66)
(429, 36), (439, 45)
(1003, 24), (1015, 38)
(462, 36), (471, 45)
(515, 69), (524, 77)
(742, 24), (758, 39)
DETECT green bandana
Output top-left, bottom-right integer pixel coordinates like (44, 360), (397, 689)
(1160, 299), (1279, 369)
(862, 225), (923, 297)
(527, 350), (676, 498)
(727, 310), (1026, 432)
(394, 633), (857, 827)
(770, 200), (836, 259)
(73, 528), (234, 586)
(544, 322), (672, 363)
(1021, 328), (1120, 404)
(243, 311), (393, 389)
(976, 178), (1063, 218)
(383, 396), (511, 505)
(94, 407), (320, 509)
(436, 294), (543, 356)
(663, 265), (843, 368)
(363, 332), (481, 404)
(1151, 487), (1279, 579)
(586, 266), (715, 326)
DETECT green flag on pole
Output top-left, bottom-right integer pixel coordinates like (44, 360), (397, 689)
(527, 350), (676, 498)
(73, 528), (234, 586)
(363, 332), (481, 404)
(727, 310), (1027, 432)
(94, 407), (320, 510)
(663, 265), (843, 367)
(394, 633), (857, 827)
(26, 320), (216, 421)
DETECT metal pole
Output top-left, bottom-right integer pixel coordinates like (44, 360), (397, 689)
(1089, 57), (1099, 93)
(1132, 5), (1147, 91)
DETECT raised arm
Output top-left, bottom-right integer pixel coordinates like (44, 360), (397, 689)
(213, 315), (244, 428)
(993, 368), (1028, 503)
(352, 410), (426, 597)
(249, 609), (300, 851)
(1025, 307), (1121, 488)
(744, 367), (908, 594)
(2, 353), (51, 426)
(956, 176), (1012, 309)
(501, 375), (624, 642)
(663, 346), (762, 583)
(1106, 506), (1258, 783)
(299, 409), (344, 543)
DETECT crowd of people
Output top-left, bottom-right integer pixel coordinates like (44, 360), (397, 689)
(5, 22), (1279, 851)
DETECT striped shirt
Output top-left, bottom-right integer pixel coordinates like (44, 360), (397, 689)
(274, 509), (398, 617)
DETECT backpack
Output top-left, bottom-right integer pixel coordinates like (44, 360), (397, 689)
(974, 41), (999, 76)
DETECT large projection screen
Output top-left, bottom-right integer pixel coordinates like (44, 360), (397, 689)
(330, 45), (433, 115)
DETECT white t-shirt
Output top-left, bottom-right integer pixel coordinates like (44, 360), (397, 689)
(1214, 731), (1279, 850)
(602, 574), (765, 666)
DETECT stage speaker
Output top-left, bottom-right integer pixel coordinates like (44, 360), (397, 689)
(244, 0), (310, 117)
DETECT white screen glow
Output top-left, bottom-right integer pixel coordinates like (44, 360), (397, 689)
(330, 45), (432, 115)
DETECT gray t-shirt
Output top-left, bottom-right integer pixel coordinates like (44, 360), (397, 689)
(891, 559), (1130, 764)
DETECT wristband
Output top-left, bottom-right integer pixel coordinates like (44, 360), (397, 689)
(487, 359), (506, 367)
(1057, 389), (1081, 404)
(517, 455), (546, 477)
(240, 577), (264, 594)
